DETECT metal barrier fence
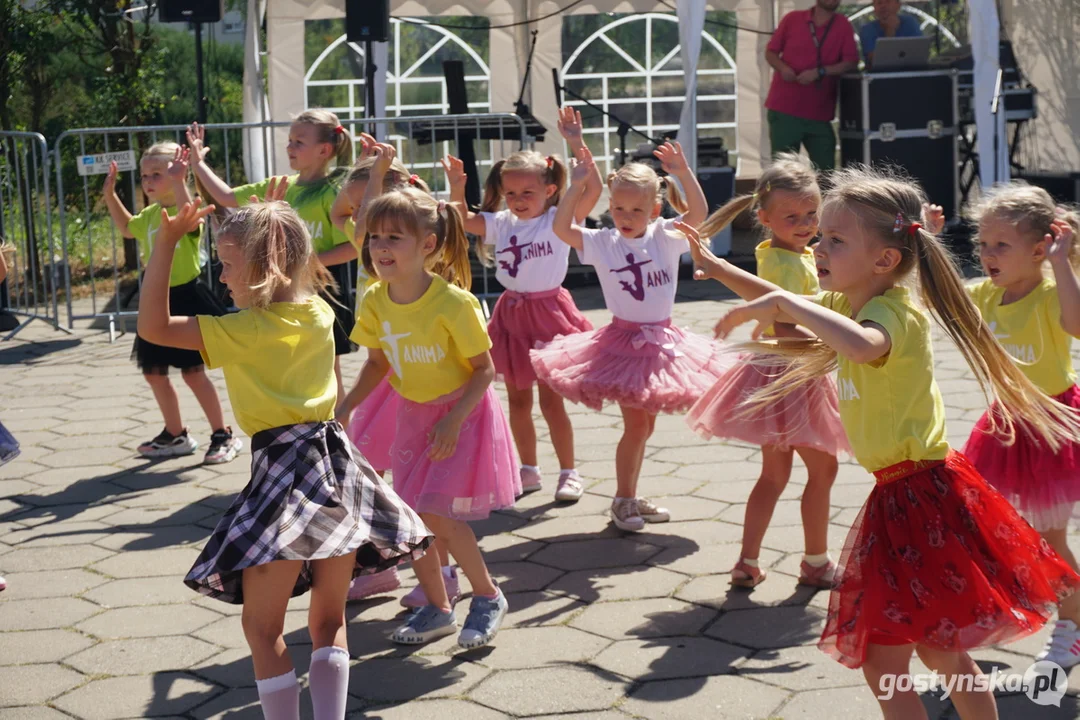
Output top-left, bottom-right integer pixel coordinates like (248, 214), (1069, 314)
(0, 131), (67, 340)
(52, 113), (532, 338)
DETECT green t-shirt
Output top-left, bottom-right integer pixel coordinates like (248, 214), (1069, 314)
(234, 174), (350, 255)
(128, 204), (203, 287)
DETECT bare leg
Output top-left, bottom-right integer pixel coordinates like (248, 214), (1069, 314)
(423, 514), (497, 597)
(794, 446), (839, 556)
(740, 446), (794, 560)
(616, 406), (653, 499)
(538, 382), (575, 470)
(413, 517), (452, 611)
(145, 373), (184, 436)
(182, 367), (227, 431)
(862, 642), (927, 720)
(916, 646), (998, 720)
(505, 382), (537, 467)
(241, 560), (303, 679)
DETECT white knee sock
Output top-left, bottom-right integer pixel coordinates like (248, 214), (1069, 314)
(308, 646), (350, 720)
(256, 669), (300, 720)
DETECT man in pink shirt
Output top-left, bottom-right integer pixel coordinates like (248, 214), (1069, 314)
(765, 0), (859, 170)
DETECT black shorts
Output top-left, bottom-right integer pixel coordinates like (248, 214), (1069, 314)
(131, 276), (227, 375)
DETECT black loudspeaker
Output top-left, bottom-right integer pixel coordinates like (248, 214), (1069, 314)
(346, 0), (391, 43)
(158, 0), (223, 23)
(1013, 171), (1080, 205)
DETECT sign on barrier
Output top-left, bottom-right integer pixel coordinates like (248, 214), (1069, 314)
(76, 150), (137, 177)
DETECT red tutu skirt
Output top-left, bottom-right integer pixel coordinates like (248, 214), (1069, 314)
(346, 376), (401, 473)
(392, 386), (520, 521)
(530, 316), (734, 414)
(962, 384), (1080, 531)
(820, 451), (1080, 669)
(489, 287), (593, 389)
(686, 357), (850, 456)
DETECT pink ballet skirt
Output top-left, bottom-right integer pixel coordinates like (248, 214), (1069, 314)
(530, 316), (733, 414)
(962, 384), (1080, 531)
(687, 357), (851, 456)
(346, 376), (401, 473)
(391, 385), (521, 521)
(489, 287), (593, 389)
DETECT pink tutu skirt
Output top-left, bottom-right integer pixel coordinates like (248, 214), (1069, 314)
(346, 376), (401, 473)
(489, 287), (593, 389)
(687, 357), (850, 456)
(530, 316), (733, 414)
(962, 384), (1080, 531)
(391, 386), (521, 521)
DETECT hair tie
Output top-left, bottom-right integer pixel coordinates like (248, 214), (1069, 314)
(893, 213), (905, 233)
(546, 156), (554, 168)
(334, 125), (345, 135)
(764, 181), (772, 194)
(437, 200), (447, 214)
(908, 222), (922, 236)
(751, 192), (759, 202)
(409, 174), (420, 186)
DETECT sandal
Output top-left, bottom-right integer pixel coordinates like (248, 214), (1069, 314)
(730, 559), (766, 588)
(797, 559), (837, 589)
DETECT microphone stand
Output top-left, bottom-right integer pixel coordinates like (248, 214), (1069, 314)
(552, 68), (665, 167)
(991, 67), (1003, 184)
(515, 30), (539, 118)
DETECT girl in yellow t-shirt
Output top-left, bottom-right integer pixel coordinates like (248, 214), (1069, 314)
(687, 167), (1080, 717)
(337, 183), (519, 650)
(686, 153), (850, 590)
(102, 141), (240, 465)
(187, 110), (358, 402)
(138, 197), (432, 720)
(332, 141), (433, 601)
(959, 183), (1080, 668)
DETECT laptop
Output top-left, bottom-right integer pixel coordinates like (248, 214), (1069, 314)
(872, 36), (934, 71)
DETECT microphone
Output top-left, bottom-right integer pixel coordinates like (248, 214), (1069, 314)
(552, 68), (562, 108)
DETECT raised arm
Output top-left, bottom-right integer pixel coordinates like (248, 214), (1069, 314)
(137, 200), (215, 351)
(552, 148), (591, 252)
(655, 142), (707, 228)
(102, 161), (135, 238)
(187, 122), (238, 208)
(442, 155), (486, 236)
(677, 221), (786, 301)
(557, 107), (601, 223)
(167, 146), (194, 207)
(1048, 219), (1080, 337)
(716, 290), (891, 364)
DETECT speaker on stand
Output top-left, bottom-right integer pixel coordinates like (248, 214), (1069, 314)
(346, 0), (390, 128)
(158, 1), (224, 124)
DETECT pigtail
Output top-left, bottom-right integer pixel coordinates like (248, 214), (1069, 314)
(434, 202), (473, 290)
(332, 124), (353, 168)
(546, 155), (568, 209)
(697, 194), (757, 241)
(662, 176), (689, 215)
(481, 160), (506, 213)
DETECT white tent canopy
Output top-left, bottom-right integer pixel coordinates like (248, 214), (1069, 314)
(263, 0), (1059, 192)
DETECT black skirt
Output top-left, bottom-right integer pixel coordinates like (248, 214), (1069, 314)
(131, 276), (227, 374)
(324, 262), (358, 356)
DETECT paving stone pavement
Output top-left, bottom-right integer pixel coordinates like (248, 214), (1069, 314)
(2, 281), (1079, 719)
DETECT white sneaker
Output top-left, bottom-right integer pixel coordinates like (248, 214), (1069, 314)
(520, 466), (543, 495)
(610, 497), (645, 532)
(554, 470), (584, 502)
(636, 497), (670, 523)
(138, 428), (198, 458)
(1035, 619), (1080, 668)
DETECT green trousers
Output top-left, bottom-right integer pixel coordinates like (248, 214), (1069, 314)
(768, 109), (837, 171)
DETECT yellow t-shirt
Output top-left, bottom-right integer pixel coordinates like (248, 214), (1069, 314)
(198, 296), (337, 437)
(128, 204), (203, 287)
(756, 239), (819, 336)
(234, 174), (349, 255)
(817, 287), (950, 472)
(966, 278), (1077, 396)
(350, 276), (492, 403)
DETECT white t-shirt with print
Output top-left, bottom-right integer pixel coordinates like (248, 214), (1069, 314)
(479, 207), (572, 293)
(578, 217), (687, 323)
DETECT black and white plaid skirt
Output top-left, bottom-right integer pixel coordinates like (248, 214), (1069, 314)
(184, 420), (433, 604)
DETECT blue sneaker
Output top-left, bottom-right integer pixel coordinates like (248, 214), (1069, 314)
(457, 590), (509, 649)
(391, 605), (456, 645)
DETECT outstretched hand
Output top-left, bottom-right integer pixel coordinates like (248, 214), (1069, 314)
(186, 122), (210, 162)
(557, 106), (585, 146)
(922, 203), (945, 235)
(167, 146), (191, 181)
(569, 145), (596, 185)
(159, 199), (215, 246)
(103, 160), (119, 195)
(653, 141), (689, 175)
(1047, 218), (1075, 267)
(713, 294), (783, 341)
(370, 142), (396, 177)
(674, 220), (722, 282)
(264, 175), (290, 203)
(357, 132), (378, 159)
(441, 155), (467, 190)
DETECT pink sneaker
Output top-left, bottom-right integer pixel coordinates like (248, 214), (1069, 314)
(0, 575), (6, 592)
(520, 466), (543, 495)
(347, 567), (401, 601)
(401, 567), (461, 608)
